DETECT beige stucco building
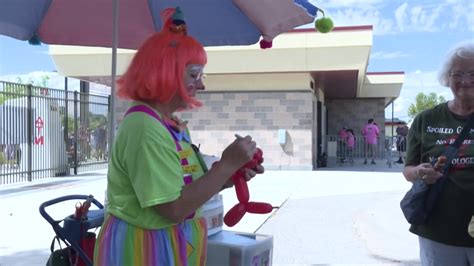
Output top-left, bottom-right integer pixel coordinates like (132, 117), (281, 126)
(50, 25), (404, 170)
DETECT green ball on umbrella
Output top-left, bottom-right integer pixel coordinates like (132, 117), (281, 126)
(314, 9), (334, 33)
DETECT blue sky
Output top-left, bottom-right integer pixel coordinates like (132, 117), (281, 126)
(320, 0), (473, 121)
(0, 0), (473, 121)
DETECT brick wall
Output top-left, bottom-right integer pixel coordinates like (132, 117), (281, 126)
(112, 95), (387, 170)
(180, 91), (314, 170)
(325, 98), (386, 136)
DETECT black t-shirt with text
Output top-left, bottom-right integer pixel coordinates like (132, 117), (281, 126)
(406, 102), (474, 247)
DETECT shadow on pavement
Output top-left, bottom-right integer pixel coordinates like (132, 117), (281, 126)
(321, 157), (406, 173)
(70, 171), (107, 177)
(0, 179), (78, 196)
(0, 249), (49, 266)
(371, 254), (420, 265)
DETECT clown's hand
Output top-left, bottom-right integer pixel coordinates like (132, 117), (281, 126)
(243, 165), (265, 181)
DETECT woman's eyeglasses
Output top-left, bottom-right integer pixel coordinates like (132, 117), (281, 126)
(449, 71), (474, 82)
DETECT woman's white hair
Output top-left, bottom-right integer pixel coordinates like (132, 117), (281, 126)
(438, 41), (474, 87)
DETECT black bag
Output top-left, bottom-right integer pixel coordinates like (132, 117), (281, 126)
(46, 236), (72, 266)
(400, 114), (474, 225)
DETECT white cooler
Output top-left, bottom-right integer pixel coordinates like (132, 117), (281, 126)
(202, 193), (273, 266)
(206, 230), (273, 266)
(201, 194), (224, 236)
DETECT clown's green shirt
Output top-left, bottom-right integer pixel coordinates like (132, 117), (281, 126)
(106, 102), (205, 229)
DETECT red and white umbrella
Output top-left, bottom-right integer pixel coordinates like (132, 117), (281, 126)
(0, 0), (333, 146)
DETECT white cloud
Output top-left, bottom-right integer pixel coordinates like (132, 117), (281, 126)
(1, 71), (80, 91)
(390, 95), (411, 120)
(310, 0), (395, 34)
(449, 1), (474, 31)
(393, 3), (443, 32)
(394, 2), (408, 32)
(314, 0), (383, 9)
(371, 51), (409, 59)
(319, 0), (473, 35)
(443, 0), (461, 3)
(0, 71), (111, 95)
(328, 8), (395, 35)
(414, 5), (441, 31)
(385, 70), (453, 119)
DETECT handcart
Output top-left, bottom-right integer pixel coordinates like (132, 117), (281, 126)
(39, 195), (105, 266)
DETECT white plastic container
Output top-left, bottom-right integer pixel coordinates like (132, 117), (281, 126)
(206, 230), (273, 266)
(201, 194), (224, 236)
(104, 189), (108, 219)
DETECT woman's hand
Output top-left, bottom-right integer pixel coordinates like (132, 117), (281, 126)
(415, 163), (444, 184)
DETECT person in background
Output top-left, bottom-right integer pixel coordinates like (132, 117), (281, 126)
(78, 125), (90, 160)
(362, 118), (379, 164)
(93, 124), (107, 160)
(402, 41), (474, 265)
(94, 7), (264, 265)
(338, 126), (348, 163)
(345, 128), (356, 165)
(395, 121), (409, 164)
(338, 126), (348, 139)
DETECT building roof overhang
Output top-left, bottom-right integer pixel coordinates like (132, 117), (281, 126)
(363, 72), (405, 107)
(49, 25), (403, 103)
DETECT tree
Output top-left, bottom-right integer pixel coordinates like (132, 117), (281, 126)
(0, 76), (50, 104)
(0, 81), (30, 105)
(408, 92), (446, 118)
(60, 111), (107, 134)
(89, 113), (108, 131)
(16, 76), (50, 87)
(62, 114), (75, 133)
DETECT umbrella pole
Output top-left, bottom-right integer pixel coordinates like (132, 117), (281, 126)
(108, 0), (119, 155)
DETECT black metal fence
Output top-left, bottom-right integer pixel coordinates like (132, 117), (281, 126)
(325, 135), (398, 167)
(0, 81), (110, 185)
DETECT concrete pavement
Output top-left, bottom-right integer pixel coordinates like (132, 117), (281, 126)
(0, 161), (421, 265)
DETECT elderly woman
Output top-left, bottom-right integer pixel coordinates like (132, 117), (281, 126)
(403, 41), (474, 265)
(93, 8), (264, 265)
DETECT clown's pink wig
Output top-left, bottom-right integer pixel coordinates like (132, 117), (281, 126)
(117, 8), (207, 108)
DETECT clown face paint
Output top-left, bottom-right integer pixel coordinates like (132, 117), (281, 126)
(184, 64), (205, 96)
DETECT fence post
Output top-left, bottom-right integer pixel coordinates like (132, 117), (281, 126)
(107, 95), (111, 158)
(64, 78), (69, 152)
(26, 84), (32, 182)
(73, 91), (78, 175)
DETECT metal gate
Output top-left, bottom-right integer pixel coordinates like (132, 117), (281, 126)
(0, 81), (110, 185)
